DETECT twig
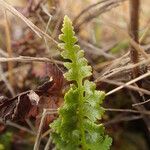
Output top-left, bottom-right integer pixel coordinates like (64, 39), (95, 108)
(4, 10), (14, 87)
(42, 129), (52, 139)
(26, 119), (36, 133)
(0, 56), (63, 64)
(132, 99), (150, 107)
(106, 71), (150, 96)
(44, 135), (52, 150)
(34, 109), (47, 150)
(104, 108), (150, 115)
(33, 109), (57, 150)
(104, 115), (142, 126)
(0, 118), (35, 135)
(129, 92), (150, 133)
(129, 0), (150, 135)
(95, 55), (150, 83)
(100, 78), (150, 95)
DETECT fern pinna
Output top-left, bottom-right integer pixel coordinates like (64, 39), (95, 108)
(51, 16), (112, 150)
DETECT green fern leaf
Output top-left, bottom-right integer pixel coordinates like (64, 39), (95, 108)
(59, 16), (92, 82)
(51, 15), (112, 150)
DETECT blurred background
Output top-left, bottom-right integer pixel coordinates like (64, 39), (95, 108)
(0, 0), (150, 149)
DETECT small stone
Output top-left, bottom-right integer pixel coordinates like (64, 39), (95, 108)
(27, 90), (40, 105)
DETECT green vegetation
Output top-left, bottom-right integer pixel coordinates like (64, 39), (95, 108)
(51, 16), (112, 150)
(0, 132), (12, 150)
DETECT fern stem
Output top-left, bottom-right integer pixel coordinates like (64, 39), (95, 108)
(70, 36), (87, 148)
(77, 79), (87, 150)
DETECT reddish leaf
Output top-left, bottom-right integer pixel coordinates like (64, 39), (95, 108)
(0, 91), (39, 122)
(0, 64), (64, 124)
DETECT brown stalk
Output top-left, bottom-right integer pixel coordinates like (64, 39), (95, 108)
(4, 10), (14, 87)
(129, 0), (140, 78)
(129, 0), (150, 137)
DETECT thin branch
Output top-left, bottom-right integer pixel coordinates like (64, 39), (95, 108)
(132, 99), (150, 107)
(100, 78), (150, 95)
(42, 129), (52, 139)
(104, 108), (150, 115)
(33, 109), (57, 150)
(95, 55), (150, 83)
(104, 115), (142, 126)
(44, 135), (52, 150)
(0, 56), (63, 65)
(0, 118), (35, 135)
(129, 91), (150, 133)
(106, 71), (150, 96)
(4, 10), (14, 86)
(34, 109), (47, 150)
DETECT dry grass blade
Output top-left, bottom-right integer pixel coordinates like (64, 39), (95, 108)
(0, 0), (58, 45)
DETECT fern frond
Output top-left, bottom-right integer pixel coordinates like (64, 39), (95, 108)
(51, 15), (112, 150)
(59, 16), (92, 82)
